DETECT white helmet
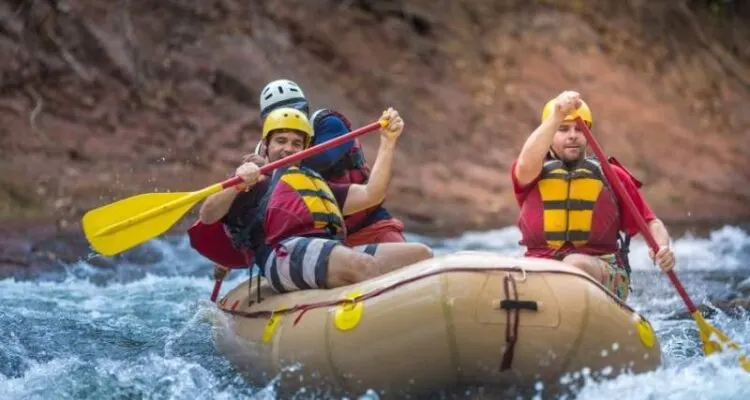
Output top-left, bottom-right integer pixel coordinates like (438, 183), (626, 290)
(253, 140), (264, 156)
(259, 79), (308, 118)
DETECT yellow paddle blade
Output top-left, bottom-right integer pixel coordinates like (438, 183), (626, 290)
(82, 184), (223, 256)
(692, 311), (750, 372)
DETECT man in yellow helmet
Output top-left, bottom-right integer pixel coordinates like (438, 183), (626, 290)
(255, 79), (407, 247)
(510, 90), (675, 301)
(198, 107), (433, 293)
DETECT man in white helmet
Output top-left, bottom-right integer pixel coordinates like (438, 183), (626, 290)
(189, 79), (413, 292)
(187, 79), (311, 284)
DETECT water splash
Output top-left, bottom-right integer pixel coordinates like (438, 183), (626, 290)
(1, 226), (749, 399)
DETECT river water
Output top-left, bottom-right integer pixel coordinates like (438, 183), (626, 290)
(1, 225), (749, 399)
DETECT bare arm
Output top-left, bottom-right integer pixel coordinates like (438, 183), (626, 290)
(199, 161), (264, 224)
(342, 139), (396, 215)
(513, 113), (563, 186)
(199, 188), (240, 224)
(341, 107), (403, 216)
(648, 218), (671, 248)
(514, 90), (582, 186)
(648, 218), (676, 271)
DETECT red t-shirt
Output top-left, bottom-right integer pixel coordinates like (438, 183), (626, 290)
(510, 159), (655, 237)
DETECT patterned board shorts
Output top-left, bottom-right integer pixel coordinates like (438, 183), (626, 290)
(262, 236), (379, 293)
(598, 253), (631, 301)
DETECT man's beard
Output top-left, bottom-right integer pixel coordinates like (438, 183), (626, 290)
(551, 148), (585, 167)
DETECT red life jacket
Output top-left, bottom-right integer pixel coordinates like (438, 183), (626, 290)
(310, 109), (382, 233)
(310, 109), (370, 185)
(518, 157), (622, 258)
(187, 220), (253, 268)
(259, 166), (347, 248)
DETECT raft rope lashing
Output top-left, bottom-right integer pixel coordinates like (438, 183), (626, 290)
(500, 272), (518, 371)
(219, 267), (627, 327)
(499, 272), (538, 371)
(211, 250), (261, 305)
(240, 251), (263, 306)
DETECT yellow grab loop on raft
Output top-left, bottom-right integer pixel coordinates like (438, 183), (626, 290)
(634, 314), (656, 349)
(262, 308), (284, 344)
(334, 289), (364, 331)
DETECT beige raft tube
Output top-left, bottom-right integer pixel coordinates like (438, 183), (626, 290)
(212, 251), (662, 398)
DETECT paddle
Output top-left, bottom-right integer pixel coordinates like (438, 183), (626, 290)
(82, 119), (387, 257)
(574, 116), (750, 371)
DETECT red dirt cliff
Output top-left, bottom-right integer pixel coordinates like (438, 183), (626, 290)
(1, 0), (749, 254)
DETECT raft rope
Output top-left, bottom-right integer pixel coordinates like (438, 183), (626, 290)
(219, 266), (638, 327)
(209, 250), (258, 304)
(244, 251), (263, 306)
(501, 272), (519, 371)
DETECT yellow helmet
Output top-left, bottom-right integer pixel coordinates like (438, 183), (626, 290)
(541, 97), (593, 128)
(262, 107), (314, 147)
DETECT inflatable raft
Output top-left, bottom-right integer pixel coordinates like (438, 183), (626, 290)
(212, 251), (662, 398)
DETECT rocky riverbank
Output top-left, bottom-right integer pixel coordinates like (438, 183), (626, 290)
(1, 1), (749, 266)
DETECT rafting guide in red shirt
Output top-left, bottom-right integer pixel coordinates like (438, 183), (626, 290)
(510, 90), (676, 301)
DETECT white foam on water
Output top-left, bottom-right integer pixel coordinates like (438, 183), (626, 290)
(573, 351), (750, 400)
(0, 225), (748, 399)
(414, 224), (750, 273)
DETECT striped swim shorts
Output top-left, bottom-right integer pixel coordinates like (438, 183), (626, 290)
(261, 236), (379, 293)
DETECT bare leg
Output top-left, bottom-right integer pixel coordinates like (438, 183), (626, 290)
(325, 243), (433, 289)
(562, 253), (607, 283)
(370, 243), (433, 275)
(325, 245), (379, 289)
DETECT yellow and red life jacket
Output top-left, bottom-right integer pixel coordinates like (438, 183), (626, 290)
(518, 157), (621, 257)
(259, 165), (347, 248)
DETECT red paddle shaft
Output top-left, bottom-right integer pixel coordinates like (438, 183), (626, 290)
(574, 117), (698, 314)
(210, 280), (222, 302)
(208, 120), (384, 302)
(218, 121), (384, 189)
